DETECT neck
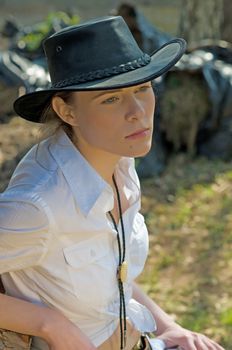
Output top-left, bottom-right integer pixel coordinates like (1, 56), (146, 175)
(88, 152), (120, 185)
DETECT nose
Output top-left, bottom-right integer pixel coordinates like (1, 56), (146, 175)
(125, 95), (145, 122)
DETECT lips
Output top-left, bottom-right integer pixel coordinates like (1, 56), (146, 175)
(125, 128), (150, 138)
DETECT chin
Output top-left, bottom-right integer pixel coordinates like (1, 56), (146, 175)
(135, 150), (151, 158)
(124, 145), (152, 158)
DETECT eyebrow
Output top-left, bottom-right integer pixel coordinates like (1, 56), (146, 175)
(92, 89), (123, 99)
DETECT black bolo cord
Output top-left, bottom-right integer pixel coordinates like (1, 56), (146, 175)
(108, 174), (127, 349)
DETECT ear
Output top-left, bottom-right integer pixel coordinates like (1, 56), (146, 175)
(52, 96), (78, 126)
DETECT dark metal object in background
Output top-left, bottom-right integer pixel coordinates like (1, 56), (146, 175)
(0, 13), (76, 122)
(139, 42), (232, 178)
(0, 50), (49, 122)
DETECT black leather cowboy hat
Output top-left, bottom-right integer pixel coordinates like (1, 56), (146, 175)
(14, 16), (186, 123)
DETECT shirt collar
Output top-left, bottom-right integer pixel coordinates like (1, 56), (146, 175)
(48, 130), (136, 216)
(48, 130), (109, 216)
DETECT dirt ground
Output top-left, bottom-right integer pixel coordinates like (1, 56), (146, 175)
(0, 117), (39, 191)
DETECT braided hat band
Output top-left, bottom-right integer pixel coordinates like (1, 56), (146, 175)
(52, 54), (151, 88)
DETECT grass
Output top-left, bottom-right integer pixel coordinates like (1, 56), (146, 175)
(139, 154), (232, 349)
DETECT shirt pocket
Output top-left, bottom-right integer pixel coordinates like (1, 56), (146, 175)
(128, 213), (149, 281)
(63, 234), (117, 306)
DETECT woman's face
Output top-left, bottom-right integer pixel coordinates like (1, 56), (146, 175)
(67, 82), (155, 158)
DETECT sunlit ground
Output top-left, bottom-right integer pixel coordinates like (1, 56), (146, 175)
(140, 155), (232, 349)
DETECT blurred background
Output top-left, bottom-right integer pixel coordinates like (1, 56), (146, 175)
(0, 1), (232, 348)
(0, 0), (182, 32)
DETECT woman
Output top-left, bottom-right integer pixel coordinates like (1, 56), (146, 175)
(0, 16), (224, 350)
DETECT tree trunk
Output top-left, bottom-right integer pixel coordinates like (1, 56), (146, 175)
(222, 0), (232, 42)
(179, 0), (224, 46)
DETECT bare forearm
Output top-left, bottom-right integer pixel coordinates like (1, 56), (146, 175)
(0, 292), (60, 338)
(132, 282), (180, 335)
(0, 293), (97, 349)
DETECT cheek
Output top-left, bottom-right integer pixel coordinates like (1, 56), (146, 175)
(79, 117), (117, 145)
(147, 94), (155, 124)
(148, 92), (156, 113)
(88, 127), (110, 144)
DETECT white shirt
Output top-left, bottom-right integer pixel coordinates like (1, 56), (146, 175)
(0, 130), (156, 347)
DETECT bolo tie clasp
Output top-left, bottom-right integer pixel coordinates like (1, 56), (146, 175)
(118, 261), (128, 283)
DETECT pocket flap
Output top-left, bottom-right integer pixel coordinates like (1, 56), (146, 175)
(63, 235), (108, 268)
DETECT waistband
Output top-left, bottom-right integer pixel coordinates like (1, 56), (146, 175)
(132, 334), (167, 350)
(31, 332), (168, 350)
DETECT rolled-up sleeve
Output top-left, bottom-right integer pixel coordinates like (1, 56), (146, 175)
(0, 199), (50, 273)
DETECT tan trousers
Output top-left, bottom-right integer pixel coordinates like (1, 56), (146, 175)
(31, 321), (141, 350)
(0, 321), (142, 350)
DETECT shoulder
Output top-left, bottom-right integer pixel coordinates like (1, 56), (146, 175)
(0, 190), (49, 232)
(1, 135), (76, 229)
(0, 137), (58, 229)
(0, 189), (51, 273)
(5, 136), (67, 205)
(8, 137), (59, 190)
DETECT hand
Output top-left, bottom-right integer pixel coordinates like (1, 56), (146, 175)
(157, 325), (225, 350)
(40, 309), (97, 350)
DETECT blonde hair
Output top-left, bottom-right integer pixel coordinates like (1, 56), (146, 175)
(39, 91), (74, 140)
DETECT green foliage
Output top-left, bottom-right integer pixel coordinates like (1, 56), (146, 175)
(17, 11), (80, 52)
(181, 307), (212, 332)
(220, 308), (232, 326)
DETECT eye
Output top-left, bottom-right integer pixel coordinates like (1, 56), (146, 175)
(135, 85), (152, 93)
(101, 96), (119, 104)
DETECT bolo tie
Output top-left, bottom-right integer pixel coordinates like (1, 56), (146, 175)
(108, 174), (128, 349)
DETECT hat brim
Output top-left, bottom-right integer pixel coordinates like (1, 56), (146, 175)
(14, 38), (186, 123)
